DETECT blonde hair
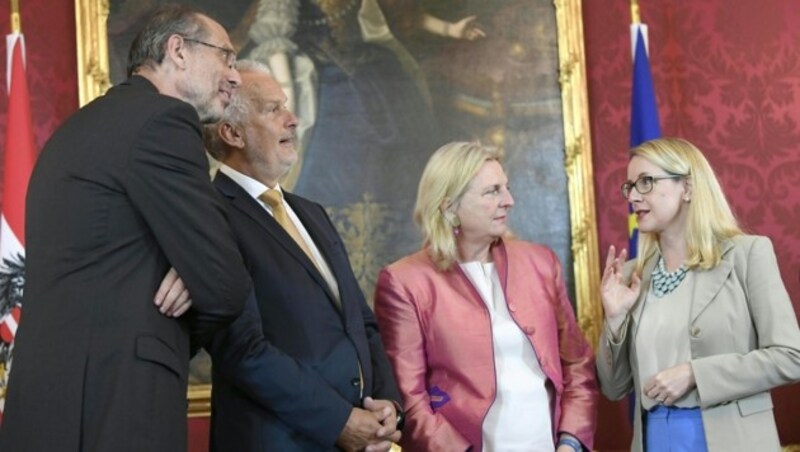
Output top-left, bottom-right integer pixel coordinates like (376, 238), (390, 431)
(631, 137), (742, 272)
(414, 141), (503, 270)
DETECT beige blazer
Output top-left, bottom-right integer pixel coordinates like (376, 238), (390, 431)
(597, 235), (800, 451)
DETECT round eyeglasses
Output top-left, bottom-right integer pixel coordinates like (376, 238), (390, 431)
(621, 174), (683, 199)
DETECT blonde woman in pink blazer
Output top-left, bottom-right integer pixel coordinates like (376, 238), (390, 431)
(374, 142), (598, 452)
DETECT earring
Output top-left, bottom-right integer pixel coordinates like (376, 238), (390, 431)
(443, 211), (461, 236)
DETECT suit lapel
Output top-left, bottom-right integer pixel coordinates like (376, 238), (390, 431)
(283, 192), (342, 307)
(629, 241), (736, 333)
(214, 174), (336, 302)
(689, 241), (735, 322)
(284, 193), (338, 275)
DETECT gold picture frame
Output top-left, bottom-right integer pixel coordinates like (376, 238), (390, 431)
(75, 0), (601, 417)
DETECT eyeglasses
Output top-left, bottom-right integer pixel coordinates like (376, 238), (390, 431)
(621, 174), (683, 199)
(181, 36), (236, 69)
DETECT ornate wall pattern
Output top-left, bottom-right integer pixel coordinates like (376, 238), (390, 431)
(584, 0), (800, 447)
(0, 1), (77, 159)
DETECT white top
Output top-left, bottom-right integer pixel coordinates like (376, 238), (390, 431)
(219, 165), (340, 301)
(636, 270), (700, 410)
(460, 261), (554, 452)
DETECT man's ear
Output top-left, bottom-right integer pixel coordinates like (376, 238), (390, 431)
(218, 122), (244, 148)
(164, 34), (189, 69)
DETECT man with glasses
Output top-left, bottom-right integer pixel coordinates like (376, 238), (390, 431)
(0, 6), (250, 452)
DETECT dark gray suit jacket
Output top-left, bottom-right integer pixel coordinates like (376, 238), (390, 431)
(0, 76), (250, 452)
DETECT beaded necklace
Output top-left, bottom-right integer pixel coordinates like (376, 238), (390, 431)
(651, 256), (688, 297)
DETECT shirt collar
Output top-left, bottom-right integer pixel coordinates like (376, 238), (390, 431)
(219, 164), (282, 200)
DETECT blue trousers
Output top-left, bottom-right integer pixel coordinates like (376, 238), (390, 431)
(645, 405), (708, 452)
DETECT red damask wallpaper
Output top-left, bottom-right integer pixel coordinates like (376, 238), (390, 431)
(584, 0), (800, 447)
(0, 1), (77, 159)
(585, 0), (800, 310)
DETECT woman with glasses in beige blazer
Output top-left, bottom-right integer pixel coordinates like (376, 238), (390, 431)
(597, 137), (800, 451)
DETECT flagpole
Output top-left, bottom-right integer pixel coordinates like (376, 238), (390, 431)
(10, 0), (21, 34)
(631, 0), (640, 25)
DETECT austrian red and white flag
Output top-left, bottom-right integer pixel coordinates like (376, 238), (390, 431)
(0, 31), (36, 418)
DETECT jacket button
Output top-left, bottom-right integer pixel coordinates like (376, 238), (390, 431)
(690, 326), (701, 337)
(351, 377), (360, 387)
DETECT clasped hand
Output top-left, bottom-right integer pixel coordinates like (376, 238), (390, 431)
(337, 397), (401, 452)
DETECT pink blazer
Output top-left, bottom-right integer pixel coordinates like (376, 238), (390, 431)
(374, 239), (597, 451)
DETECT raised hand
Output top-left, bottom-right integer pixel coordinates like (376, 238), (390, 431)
(600, 245), (641, 322)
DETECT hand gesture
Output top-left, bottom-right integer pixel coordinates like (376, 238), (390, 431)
(600, 245), (640, 321)
(153, 267), (192, 317)
(336, 408), (386, 452)
(643, 362), (696, 405)
(451, 16), (486, 41)
(363, 397), (401, 451)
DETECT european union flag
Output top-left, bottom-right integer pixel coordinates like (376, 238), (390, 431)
(628, 24), (661, 258)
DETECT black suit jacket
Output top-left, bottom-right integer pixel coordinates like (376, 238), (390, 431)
(207, 172), (400, 451)
(0, 77), (250, 452)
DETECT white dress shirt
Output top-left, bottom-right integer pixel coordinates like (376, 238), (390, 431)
(219, 165), (340, 301)
(461, 261), (554, 452)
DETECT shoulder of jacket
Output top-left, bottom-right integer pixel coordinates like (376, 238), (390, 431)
(728, 234), (769, 256)
(384, 250), (438, 276)
(503, 238), (553, 258)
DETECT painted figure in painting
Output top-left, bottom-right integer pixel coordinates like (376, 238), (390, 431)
(247, 0), (439, 288)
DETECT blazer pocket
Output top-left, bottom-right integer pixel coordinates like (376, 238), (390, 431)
(136, 335), (185, 380)
(736, 392), (773, 417)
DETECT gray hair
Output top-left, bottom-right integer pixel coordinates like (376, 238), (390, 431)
(204, 59), (273, 161)
(127, 4), (208, 77)
(223, 60), (272, 126)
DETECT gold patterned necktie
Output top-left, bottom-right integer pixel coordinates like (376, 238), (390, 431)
(259, 189), (342, 311)
(259, 189), (316, 264)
